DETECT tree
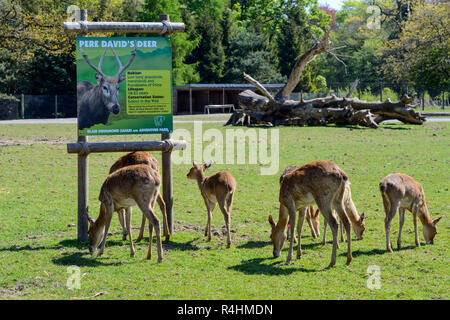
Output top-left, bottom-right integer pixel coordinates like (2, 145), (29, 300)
(223, 29), (285, 83)
(381, 1), (449, 92)
(139, 0), (199, 85)
(186, 7), (226, 83)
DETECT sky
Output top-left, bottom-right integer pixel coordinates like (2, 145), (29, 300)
(318, 0), (345, 10)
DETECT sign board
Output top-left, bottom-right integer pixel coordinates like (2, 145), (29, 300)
(76, 37), (173, 135)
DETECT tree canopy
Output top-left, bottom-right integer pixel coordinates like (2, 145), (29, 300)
(0, 0), (447, 99)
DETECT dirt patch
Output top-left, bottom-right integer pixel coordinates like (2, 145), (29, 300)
(0, 285), (28, 299)
(0, 138), (69, 146)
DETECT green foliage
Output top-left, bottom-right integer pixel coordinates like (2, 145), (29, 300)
(223, 29), (285, 83)
(0, 0), (446, 97)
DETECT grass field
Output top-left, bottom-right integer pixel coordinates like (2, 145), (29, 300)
(0, 116), (448, 300)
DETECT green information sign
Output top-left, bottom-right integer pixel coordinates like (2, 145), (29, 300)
(76, 37), (173, 135)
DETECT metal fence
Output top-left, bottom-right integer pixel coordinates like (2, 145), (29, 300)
(0, 86), (447, 120)
(0, 95), (77, 120)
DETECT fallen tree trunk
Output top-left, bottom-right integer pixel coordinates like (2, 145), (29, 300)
(225, 31), (426, 128)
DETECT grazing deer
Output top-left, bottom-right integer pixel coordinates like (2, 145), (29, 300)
(379, 173), (442, 252)
(281, 166), (321, 241)
(77, 44), (136, 130)
(86, 164), (164, 262)
(268, 160), (353, 268)
(108, 151), (169, 242)
(187, 162), (236, 248)
(322, 182), (366, 245)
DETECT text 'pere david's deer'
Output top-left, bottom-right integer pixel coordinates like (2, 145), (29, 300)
(77, 43), (136, 130)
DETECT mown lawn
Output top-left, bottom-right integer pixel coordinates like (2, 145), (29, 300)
(0, 117), (448, 299)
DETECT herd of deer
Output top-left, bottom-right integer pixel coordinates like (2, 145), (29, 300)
(85, 151), (442, 268)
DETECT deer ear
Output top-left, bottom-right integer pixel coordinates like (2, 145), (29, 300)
(118, 75), (126, 83)
(360, 212), (366, 221)
(204, 161), (212, 169)
(86, 211), (94, 226)
(315, 209), (320, 217)
(432, 217), (442, 225)
(268, 215), (275, 227)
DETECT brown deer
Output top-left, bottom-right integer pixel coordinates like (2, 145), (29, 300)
(268, 160), (353, 268)
(86, 164), (164, 262)
(380, 173), (442, 252)
(109, 151), (170, 242)
(281, 166), (321, 241)
(322, 182), (366, 245)
(187, 162), (236, 248)
(77, 44), (136, 130)
(108, 151), (169, 242)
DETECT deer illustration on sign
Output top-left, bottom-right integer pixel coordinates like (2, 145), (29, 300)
(77, 43), (137, 130)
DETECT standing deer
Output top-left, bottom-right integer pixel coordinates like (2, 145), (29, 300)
(281, 166), (321, 241)
(268, 160), (353, 268)
(380, 173), (442, 252)
(86, 164), (164, 262)
(108, 151), (169, 242)
(77, 44), (136, 130)
(322, 182), (366, 245)
(187, 162), (236, 248)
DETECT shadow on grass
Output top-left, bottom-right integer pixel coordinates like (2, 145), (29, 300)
(52, 252), (125, 267)
(237, 239), (323, 250)
(339, 245), (416, 258)
(379, 125), (411, 130)
(228, 257), (325, 275)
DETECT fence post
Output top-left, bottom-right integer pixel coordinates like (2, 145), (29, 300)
(77, 9), (89, 242)
(20, 94), (25, 119)
(161, 133), (173, 235)
(55, 95), (58, 118)
(159, 14), (174, 235)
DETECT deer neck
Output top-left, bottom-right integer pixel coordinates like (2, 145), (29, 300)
(417, 202), (433, 226)
(94, 203), (108, 229)
(195, 171), (207, 192)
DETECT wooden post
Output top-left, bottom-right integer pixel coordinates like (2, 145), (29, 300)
(77, 136), (89, 242)
(77, 9), (89, 242)
(159, 14), (174, 234)
(161, 133), (173, 234)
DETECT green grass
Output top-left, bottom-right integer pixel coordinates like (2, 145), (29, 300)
(0, 117), (448, 300)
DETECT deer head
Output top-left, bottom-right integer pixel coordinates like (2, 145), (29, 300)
(80, 42), (137, 115)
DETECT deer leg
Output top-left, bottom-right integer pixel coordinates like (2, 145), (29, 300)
(218, 195), (231, 248)
(397, 208), (405, 249)
(296, 207), (307, 259)
(334, 198), (352, 266)
(136, 213), (146, 242)
(316, 196), (338, 268)
(339, 216), (345, 243)
(385, 201), (400, 253)
(285, 200), (297, 266)
(125, 207), (135, 257)
(137, 195), (162, 263)
(98, 204), (114, 257)
(306, 211), (317, 239)
(412, 205), (420, 247)
(322, 218), (328, 245)
(118, 209), (127, 241)
(156, 193), (170, 242)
